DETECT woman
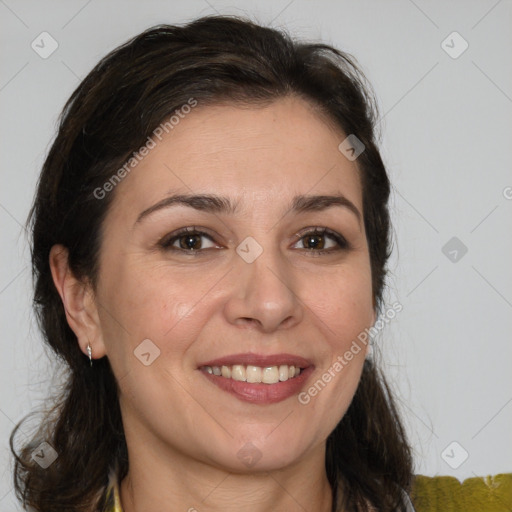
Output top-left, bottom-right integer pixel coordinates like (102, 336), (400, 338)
(11, 15), (416, 512)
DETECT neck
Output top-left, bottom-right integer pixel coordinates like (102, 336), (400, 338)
(119, 435), (334, 512)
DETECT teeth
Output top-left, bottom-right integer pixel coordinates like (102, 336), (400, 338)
(203, 364), (303, 384)
(246, 365), (262, 383)
(262, 366), (279, 383)
(231, 364), (245, 381)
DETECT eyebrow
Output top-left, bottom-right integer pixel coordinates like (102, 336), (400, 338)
(135, 193), (362, 225)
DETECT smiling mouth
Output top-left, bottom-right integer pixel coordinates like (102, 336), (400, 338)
(197, 353), (314, 404)
(199, 364), (302, 384)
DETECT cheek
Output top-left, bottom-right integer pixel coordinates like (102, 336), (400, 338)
(97, 259), (220, 366)
(309, 263), (374, 343)
(298, 264), (373, 418)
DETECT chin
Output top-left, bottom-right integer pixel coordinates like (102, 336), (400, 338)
(206, 432), (315, 474)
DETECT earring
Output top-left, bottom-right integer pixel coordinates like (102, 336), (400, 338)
(87, 343), (93, 367)
(365, 340), (373, 359)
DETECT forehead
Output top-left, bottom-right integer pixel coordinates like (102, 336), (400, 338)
(106, 96), (362, 220)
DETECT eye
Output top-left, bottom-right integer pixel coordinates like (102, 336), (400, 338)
(292, 227), (349, 255)
(159, 227), (219, 254)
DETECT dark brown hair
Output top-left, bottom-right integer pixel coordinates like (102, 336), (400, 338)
(10, 14), (413, 512)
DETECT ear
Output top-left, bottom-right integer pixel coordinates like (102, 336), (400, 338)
(49, 244), (107, 361)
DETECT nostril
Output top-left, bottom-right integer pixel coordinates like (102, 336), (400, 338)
(238, 318), (260, 328)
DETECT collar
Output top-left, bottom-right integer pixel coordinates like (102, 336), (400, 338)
(103, 465), (123, 512)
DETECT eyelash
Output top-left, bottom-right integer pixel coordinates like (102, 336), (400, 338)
(158, 226), (350, 256)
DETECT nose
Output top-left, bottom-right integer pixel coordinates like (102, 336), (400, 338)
(223, 242), (304, 333)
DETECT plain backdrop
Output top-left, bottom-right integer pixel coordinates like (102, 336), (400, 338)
(1, 0), (511, 509)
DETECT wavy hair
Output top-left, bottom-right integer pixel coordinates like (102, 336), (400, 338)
(10, 15), (413, 512)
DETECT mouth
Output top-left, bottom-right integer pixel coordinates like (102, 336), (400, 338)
(197, 353), (314, 404)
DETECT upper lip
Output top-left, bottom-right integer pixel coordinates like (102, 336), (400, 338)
(198, 352), (313, 369)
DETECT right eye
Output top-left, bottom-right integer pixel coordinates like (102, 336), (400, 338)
(159, 227), (219, 254)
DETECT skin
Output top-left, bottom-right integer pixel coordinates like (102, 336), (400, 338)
(50, 96), (376, 512)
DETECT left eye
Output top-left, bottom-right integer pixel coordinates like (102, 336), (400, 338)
(292, 228), (348, 252)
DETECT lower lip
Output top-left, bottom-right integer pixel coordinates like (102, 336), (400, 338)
(199, 366), (314, 404)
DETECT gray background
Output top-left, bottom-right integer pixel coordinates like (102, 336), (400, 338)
(1, 0), (511, 508)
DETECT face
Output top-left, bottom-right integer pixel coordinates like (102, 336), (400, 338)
(82, 96), (375, 472)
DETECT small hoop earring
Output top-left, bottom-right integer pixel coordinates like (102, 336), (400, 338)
(87, 343), (93, 367)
